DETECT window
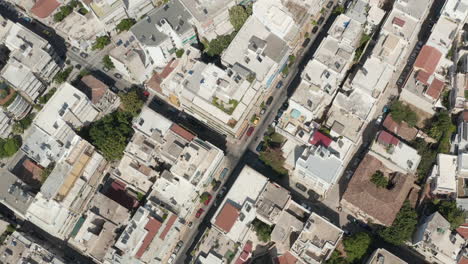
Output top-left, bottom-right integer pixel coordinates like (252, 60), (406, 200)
(257, 56), (263, 62)
(244, 57), (250, 64)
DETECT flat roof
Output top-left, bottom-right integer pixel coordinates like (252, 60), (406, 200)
(131, 0), (193, 47)
(0, 169), (34, 216)
(296, 145), (343, 185)
(368, 248), (408, 264)
(435, 154), (457, 192)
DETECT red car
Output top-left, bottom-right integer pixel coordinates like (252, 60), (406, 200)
(195, 208), (204, 218)
(204, 194), (212, 205)
(246, 126), (255, 137)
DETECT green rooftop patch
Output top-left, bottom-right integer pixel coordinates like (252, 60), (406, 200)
(212, 97), (239, 115)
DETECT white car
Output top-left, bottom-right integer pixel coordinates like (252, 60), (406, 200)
(376, 115), (383, 125)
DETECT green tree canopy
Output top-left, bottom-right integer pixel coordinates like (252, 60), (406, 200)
(116, 18), (136, 33)
(0, 136), (21, 158)
(252, 219), (272, 242)
(119, 89), (145, 116)
(92, 36), (111, 50)
(53, 67), (73, 84)
(229, 5), (250, 31)
(428, 111), (455, 140)
(102, 55), (115, 69)
(436, 200), (465, 229)
(390, 101), (419, 127)
(378, 200), (418, 245)
(371, 170), (388, 188)
(88, 111), (134, 161)
(342, 232), (372, 263)
(175, 49), (185, 58)
(204, 32), (236, 56)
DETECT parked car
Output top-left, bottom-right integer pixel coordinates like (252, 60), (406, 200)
(114, 73), (122, 79)
(312, 26), (319, 34)
(218, 186), (227, 197)
(301, 203), (312, 212)
(212, 180), (221, 191)
(276, 109), (284, 119)
(260, 108), (266, 115)
(295, 182), (307, 192)
(382, 105), (389, 113)
(326, 1), (333, 8)
(266, 96), (273, 106)
(376, 115), (383, 125)
(271, 120), (278, 127)
(246, 126), (255, 136)
(203, 194), (213, 205)
(71, 47), (79, 52)
(256, 141), (265, 152)
(318, 17), (325, 25)
(282, 102), (289, 110)
(80, 52), (88, 58)
(167, 254), (176, 264)
(302, 38), (310, 48)
(276, 81), (283, 89)
(195, 208), (204, 218)
(220, 168), (229, 180)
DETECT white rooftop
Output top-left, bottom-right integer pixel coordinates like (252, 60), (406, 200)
(334, 89), (376, 121)
(352, 56), (394, 96)
(383, 8), (419, 42)
(426, 16), (458, 55)
(328, 14), (363, 48)
(253, 0), (298, 42)
(133, 107), (173, 137)
(433, 154), (457, 193)
(394, 0), (432, 20)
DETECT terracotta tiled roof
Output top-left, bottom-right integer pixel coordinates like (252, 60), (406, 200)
(342, 154), (415, 226)
(377, 130), (400, 146)
(425, 78), (444, 100)
(392, 17), (406, 27)
(81, 75), (109, 104)
(462, 110), (468, 122)
(214, 202), (239, 233)
(414, 45), (442, 75)
(235, 241), (253, 264)
(135, 217), (162, 259)
(310, 131), (332, 147)
(146, 60), (177, 93)
(159, 214), (177, 240)
(459, 257), (468, 264)
(275, 252), (297, 264)
(170, 124), (195, 141)
(103, 179), (139, 210)
(456, 224), (468, 239)
(383, 115), (418, 141)
(31, 0), (60, 18)
(416, 70), (431, 85)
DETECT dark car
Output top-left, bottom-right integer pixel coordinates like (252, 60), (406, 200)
(318, 17), (325, 25)
(326, 1), (333, 8)
(74, 64), (82, 69)
(71, 47), (79, 52)
(295, 182), (307, 192)
(282, 102), (289, 110)
(312, 26), (319, 34)
(114, 73), (123, 79)
(302, 38), (310, 48)
(276, 109), (284, 119)
(276, 81), (283, 89)
(266, 96), (273, 106)
(246, 126), (255, 136)
(256, 141), (265, 152)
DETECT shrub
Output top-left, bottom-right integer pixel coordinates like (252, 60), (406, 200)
(370, 170), (388, 188)
(92, 36), (111, 50)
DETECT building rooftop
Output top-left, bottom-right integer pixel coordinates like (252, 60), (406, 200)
(328, 14), (363, 48)
(21, 125), (71, 167)
(255, 182), (290, 224)
(383, 8), (418, 42)
(334, 89), (375, 120)
(253, 0), (299, 42)
(214, 202), (240, 233)
(326, 104), (365, 143)
(372, 131), (421, 173)
(342, 153), (415, 226)
(222, 16), (289, 82)
(366, 248), (408, 264)
(433, 154), (458, 193)
(30, 0), (60, 19)
(372, 32), (407, 67)
(291, 213), (343, 264)
(296, 145), (343, 185)
(0, 169), (34, 217)
(271, 210), (304, 254)
(414, 45), (442, 75)
(314, 37), (353, 75)
(427, 16), (457, 54)
(301, 59), (340, 95)
(131, 0), (193, 47)
(179, 0), (233, 25)
(394, 0), (431, 20)
(88, 192), (130, 226)
(133, 106), (173, 137)
(383, 115), (418, 141)
(34, 82), (98, 144)
(352, 56), (394, 97)
(212, 166), (268, 242)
